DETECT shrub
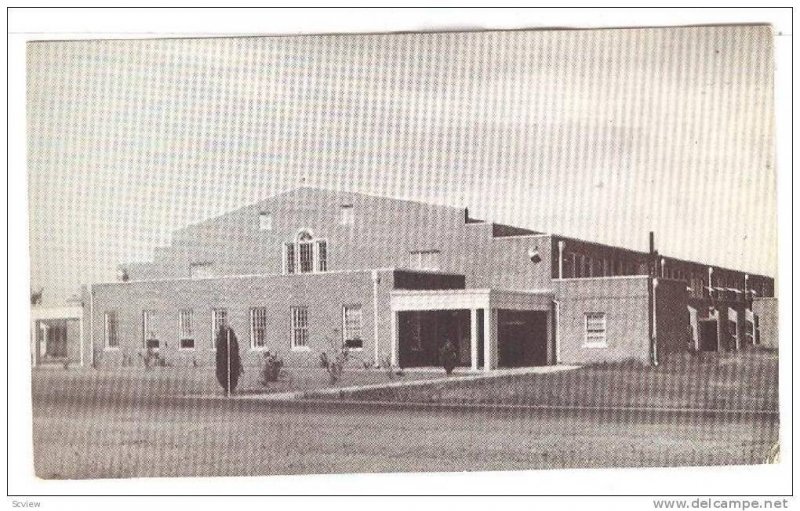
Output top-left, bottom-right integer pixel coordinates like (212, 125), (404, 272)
(259, 351), (284, 385)
(320, 339), (350, 385)
(215, 326), (243, 395)
(139, 347), (169, 369)
(439, 340), (458, 375)
(380, 354), (395, 380)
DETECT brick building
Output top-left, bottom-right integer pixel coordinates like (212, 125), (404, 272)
(37, 187), (775, 369)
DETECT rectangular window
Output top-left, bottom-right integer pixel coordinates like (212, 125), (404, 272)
(250, 307), (268, 349)
(342, 305), (363, 350)
(283, 242), (295, 274)
(190, 262), (214, 279)
(584, 312), (607, 348)
(410, 250), (440, 271)
(104, 311), (119, 349)
(316, 240), (328, 272)
(179, 309), (195, 349)
(211, 308), (228, 348)
(340, 204), (354, 225)
(259, 211), (272, 231)
(299, 242), (314, 273)
(290, 306), (309, 350)
(143, 310), (158, 349)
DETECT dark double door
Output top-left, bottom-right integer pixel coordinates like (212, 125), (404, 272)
(497, 310), (548, 367)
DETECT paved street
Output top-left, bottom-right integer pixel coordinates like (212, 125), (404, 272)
(33, 394), (778, 479)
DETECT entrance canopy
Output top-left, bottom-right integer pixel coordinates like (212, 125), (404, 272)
(389, 289), (554, 371)
(391, 288), (554, 312)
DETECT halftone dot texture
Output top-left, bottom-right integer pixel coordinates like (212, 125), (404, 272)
(28, 27), (777, 479)
(28, 26), (775, 304)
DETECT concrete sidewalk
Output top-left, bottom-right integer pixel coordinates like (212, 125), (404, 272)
(191, 365), (581, 402)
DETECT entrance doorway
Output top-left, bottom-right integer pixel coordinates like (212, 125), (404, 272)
(698, 319), (718, 352)
(37, 319), (69, 360)
(497, 310), (548, 367)
(398, 310), (471, 368)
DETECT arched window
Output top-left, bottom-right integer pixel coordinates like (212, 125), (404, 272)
(283, 230), (328, 274)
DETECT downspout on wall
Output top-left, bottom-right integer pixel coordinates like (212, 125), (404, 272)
(371, 270), (380, 367)
(651, 278), (659, 366)
(89, 283), (94, 368)
(553, 299), (560, 364)
(648, 232), (659, 366)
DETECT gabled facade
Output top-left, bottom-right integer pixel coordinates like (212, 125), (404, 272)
(46, 187), (774, 370)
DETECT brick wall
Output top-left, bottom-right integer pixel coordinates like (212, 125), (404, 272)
(89, 269), (396, 369)
(554, 276), (651, 364)
(124, 188), (554, 293)
(752, 297), (779, 349)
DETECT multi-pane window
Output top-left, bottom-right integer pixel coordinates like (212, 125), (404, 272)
(104, 311), (119, 349)
(259, 211), (272, 231)
(143, 310), (158, 349)
(299, 241), (314, 273)
(250, 307), (268, 349)
(179, 309), (195, 349)
(340, 204), (354, 225)
(283, 232), (328, 274)
(584, 312), (607, 347)
(410, 250), (440, 271)
(284, 242), (296, 274)
(317, 240), (328, 272)
(211, 308), (228, 348)
(290, 306), (309, 350)
(342, 305), (363, 350)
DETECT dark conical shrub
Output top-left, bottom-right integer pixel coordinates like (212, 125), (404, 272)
(215, 326), (243, 394)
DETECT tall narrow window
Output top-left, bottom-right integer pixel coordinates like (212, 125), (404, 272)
(584, 312), (607, 348)
(259, 211), (272, 231)
(143, 310), (158, 349)
(340, 204), (354, 225)
(179, 309), (195, 349)
(211, 308), (228, 348)
(342, 305), (363, 350)
(284, 242), (296, 274)
(250, 307), (268, 349)
(290, 306), (309, 350)
(299, 242), (314, 273)
(316, 240), (328, 272)
(105, 311), (119, 349)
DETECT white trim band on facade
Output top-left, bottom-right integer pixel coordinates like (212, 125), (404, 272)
(390, 288), (555, 312)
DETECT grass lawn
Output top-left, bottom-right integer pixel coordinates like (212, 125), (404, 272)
(32, 394), (778, 479)
(29, 349), (779, 479)
(340, 349), (779, 411)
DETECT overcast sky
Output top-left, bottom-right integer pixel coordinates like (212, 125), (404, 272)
(28, 25), (775, 304)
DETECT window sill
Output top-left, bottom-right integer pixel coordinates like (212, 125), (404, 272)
(178, 347), (196, 352)
(344, 347), (364, 352)
(291, 346), (311, 352)
(104, 347), (120, 352)
(250, 346), (271, 351)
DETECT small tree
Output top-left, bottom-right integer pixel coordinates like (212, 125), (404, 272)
(258, 351), (283, 386)
(215, 325), (243, 396)
(319, 336), (349, 385)
(439, 340), (458, 375)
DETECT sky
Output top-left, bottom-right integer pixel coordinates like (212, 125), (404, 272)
(27, 25), (776, 304)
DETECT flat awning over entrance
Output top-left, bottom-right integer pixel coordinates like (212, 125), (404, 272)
(389, 289), (554, 371)
(390, 288), (554, 312)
